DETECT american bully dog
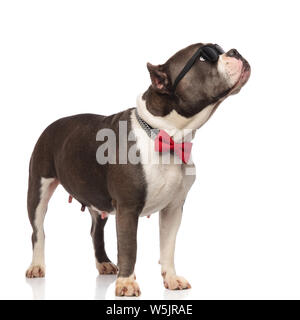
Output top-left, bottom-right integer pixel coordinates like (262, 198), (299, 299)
(26, 42), (250, 296)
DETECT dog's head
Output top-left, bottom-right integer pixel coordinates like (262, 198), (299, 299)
(146, 43), (251, 118)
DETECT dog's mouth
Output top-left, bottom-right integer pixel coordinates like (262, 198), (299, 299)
(230, 61), (251, 95)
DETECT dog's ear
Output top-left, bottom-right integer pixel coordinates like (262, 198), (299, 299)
(147, 63), (171, 94)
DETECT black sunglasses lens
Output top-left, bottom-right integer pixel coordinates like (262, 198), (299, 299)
(201, 46), (219, 62)
(214, 44), (225, 54)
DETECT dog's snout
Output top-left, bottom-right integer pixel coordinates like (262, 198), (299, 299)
(227, 49), (240, 58)
(227, 48), (250, 71)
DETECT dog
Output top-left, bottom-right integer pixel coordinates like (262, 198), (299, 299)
(25, 42), (250, 296)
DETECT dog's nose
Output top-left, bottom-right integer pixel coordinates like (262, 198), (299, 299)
(227, 49), (240, 58)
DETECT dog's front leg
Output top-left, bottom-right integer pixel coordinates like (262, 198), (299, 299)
(115, 204), (141, 297)
(159, 204), (191, 290)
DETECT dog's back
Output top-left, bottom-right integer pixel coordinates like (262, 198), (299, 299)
(29, 113), (105, 178)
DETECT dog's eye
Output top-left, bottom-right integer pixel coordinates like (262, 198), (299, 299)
(199, 56), (206, 62)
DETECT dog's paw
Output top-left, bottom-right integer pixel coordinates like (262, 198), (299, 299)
(115, 275), (141, 297)
(26, 265), (45, 278)
(96, 261), (118, 275)
(163, 273), (191, 290)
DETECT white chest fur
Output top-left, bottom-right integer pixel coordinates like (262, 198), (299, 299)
(131, 110), (192, 216)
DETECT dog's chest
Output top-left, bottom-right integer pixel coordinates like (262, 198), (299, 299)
(131, 111), (185, 216)
(141, 161), (184, 216)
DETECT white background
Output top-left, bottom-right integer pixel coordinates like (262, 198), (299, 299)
(0, 0), (300, 300)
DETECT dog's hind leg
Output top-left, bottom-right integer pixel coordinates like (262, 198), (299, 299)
(89, 208), (118, 275)
(26, 175), (59, 278)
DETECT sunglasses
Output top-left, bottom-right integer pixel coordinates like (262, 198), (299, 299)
(200, 44), (224, 62)
(172, 44), (225, 91)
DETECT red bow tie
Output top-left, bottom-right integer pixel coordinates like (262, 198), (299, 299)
(154, 130), (192, 164)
